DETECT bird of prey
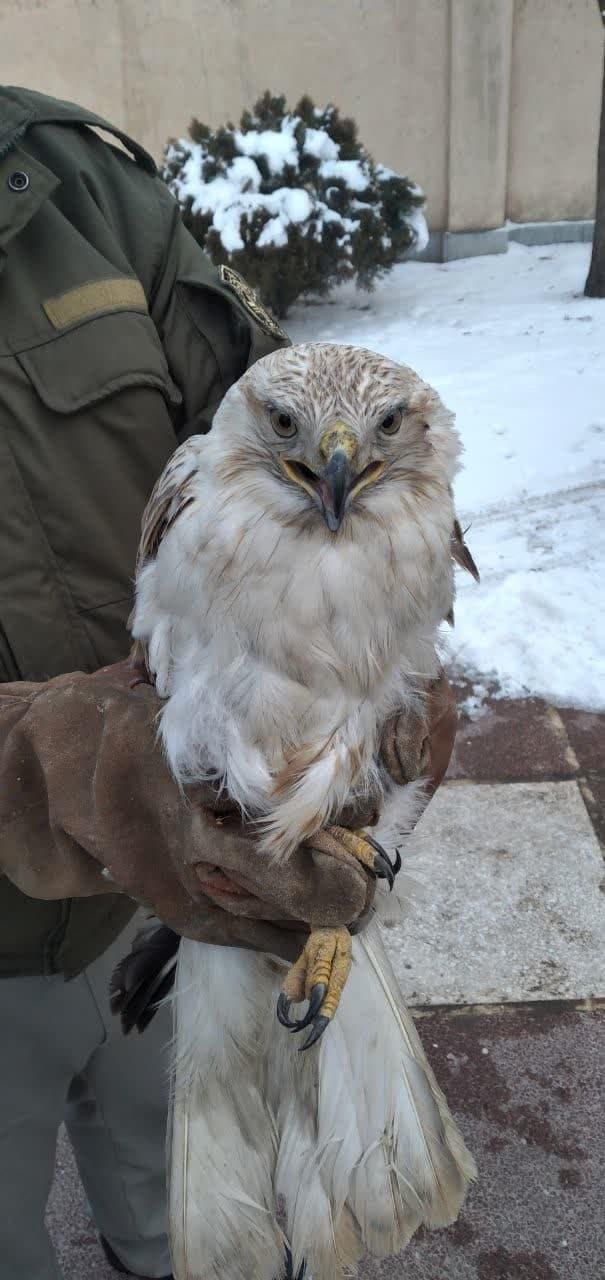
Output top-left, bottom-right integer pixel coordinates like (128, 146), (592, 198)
(130, 343), (477, 1280)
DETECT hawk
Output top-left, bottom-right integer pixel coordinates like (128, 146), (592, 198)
(131, 343), (477, 1280)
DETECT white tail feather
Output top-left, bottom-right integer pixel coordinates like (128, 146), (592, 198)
(170, 943), (286, 1280)
(347, 922), (477, 1249)
(169, 1078), (285, 1280)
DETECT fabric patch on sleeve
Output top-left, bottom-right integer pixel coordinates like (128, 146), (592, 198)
(43, 278), (148, 329)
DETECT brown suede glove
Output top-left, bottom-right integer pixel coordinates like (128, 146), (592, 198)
(0, 663), (456, 962)
(0, 663), (374, 962)
(380, 671), (458, 797)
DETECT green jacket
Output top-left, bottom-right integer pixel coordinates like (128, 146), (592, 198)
(0, 86), (288, 977)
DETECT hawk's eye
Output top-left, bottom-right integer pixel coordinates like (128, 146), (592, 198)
(379, 407), (404, 436)
(269, 407), (297, 439)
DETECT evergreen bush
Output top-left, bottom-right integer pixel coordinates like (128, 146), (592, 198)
(162, 92), (428, 318)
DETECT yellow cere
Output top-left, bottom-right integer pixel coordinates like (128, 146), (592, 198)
(319, 422), (359, 462)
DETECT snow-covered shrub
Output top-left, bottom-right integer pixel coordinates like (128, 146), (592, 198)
(162, 92), (428, 318)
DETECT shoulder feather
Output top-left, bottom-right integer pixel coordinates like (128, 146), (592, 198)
(136, 441), (199, 574)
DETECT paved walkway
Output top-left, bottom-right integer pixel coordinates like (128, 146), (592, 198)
(47, 693), (605, 1279)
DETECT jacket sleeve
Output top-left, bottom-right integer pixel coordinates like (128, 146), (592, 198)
(148, 187), (290, 440)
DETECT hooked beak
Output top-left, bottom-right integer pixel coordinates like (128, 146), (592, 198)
(279, 422), (385, 532)
(318, 449), (352, 532)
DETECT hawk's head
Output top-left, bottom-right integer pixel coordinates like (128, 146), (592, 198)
(212, 342), (461, 534)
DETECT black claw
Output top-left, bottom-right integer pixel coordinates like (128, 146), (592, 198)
(370, 848), (395, 889)
(306, 981), (327, 1020)
(277, 983), (327, 1033)
(300, 1014), (331, 1051)
(380, 854), (396, 891)
(363, 833), (401, 889)
(290, 982), (327, 1033)
(363, 831), (392, 863)
(277, 993), (298, 1029)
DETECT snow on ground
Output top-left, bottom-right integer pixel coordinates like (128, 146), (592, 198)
(288, 242), (605, 710)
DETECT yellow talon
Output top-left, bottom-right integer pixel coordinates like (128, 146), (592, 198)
(328, 826), (376, 870)
(275, 825), (400, 1046)
(277, 927), (352, 1048)
(326, 824), (400, 888)
(320, 928), (352, 1019)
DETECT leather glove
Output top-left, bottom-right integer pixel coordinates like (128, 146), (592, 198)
(0, 663), (373, 962)
(380, 671), (458, 795)
(0, 663), (456, 961)
(110, 668), (458, 1034)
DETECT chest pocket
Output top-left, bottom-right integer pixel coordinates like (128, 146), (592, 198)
(14, 303), (182, 414)
(0, 303), (186, 675)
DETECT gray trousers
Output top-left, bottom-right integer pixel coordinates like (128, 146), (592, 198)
(0, 913), (173, 1280)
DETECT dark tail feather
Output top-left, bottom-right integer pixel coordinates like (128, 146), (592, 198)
(281, 1248), (306, 1280)
(110, 922), (180, 1034)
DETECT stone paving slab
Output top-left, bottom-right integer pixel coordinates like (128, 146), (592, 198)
(448, 689), (604, 790)
(383, 780), (605, 1006)
(449, 697), (578, 783)
(359, 1006), (605, 1280)
(49, 1007), (604, 1280)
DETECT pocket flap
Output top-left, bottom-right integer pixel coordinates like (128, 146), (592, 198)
(16, 311), (182, 413)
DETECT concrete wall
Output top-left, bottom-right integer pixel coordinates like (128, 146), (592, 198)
(448, 0), (515, 232)
(508, 0), (603, 223)
(1, 0), (603, 233)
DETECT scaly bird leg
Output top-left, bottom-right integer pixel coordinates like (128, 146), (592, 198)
(277, 926), (352, 1050)
(276, 828), (401, 1048)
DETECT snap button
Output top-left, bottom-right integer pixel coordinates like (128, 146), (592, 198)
(8, 170), (30, 193)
